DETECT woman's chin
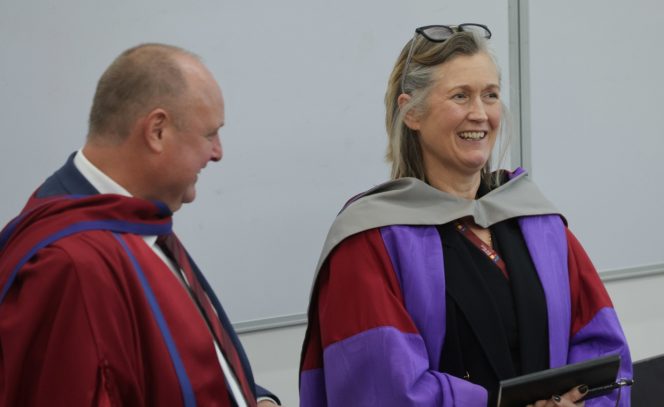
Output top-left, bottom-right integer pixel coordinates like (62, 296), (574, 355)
(461, 156), (491, 174)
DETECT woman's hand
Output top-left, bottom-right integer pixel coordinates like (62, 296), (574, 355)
(526, 385), (588, 406)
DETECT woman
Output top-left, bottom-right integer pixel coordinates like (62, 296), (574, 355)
(299, 25), (631, 406)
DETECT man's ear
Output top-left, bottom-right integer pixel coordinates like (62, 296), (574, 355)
(397, 93), (420, 131)
(142, 108), (169, 153)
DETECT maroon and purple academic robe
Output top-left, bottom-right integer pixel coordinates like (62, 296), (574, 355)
(300, 177), (632, 406)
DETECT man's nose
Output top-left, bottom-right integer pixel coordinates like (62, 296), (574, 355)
(210, 135), (222, 162)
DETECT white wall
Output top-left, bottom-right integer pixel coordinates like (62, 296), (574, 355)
(240, 325), (305, 406)
(525, 0), (664, 272)
(605, 275), (664, 362)
(240, 274), (664, 405)
(0, 0), (512, 329)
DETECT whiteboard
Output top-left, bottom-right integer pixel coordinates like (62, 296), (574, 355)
(0, 0), (510, 326)
(526, 0), (664, 272)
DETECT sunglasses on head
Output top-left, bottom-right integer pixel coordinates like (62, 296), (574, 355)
(400, 24), (492, 93)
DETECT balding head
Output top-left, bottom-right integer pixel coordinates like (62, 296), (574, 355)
(87, 43), (201, 143)
(82, 43), (224, 212)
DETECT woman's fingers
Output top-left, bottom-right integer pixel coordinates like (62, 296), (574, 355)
(530, 384), (589, 407)
(560, 384), (589, 403)
(550, 384), (589, 406)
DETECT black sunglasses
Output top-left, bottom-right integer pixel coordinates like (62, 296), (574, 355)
(400, 24), (492, 93)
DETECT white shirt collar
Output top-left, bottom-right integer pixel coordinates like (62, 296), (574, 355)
(73, 148), (132, 197)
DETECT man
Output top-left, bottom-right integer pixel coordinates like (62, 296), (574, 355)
(0, 43), (279, 406)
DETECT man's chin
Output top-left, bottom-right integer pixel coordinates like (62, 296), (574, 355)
(182, 189), (197, 205)
(166, 187), (196, 212)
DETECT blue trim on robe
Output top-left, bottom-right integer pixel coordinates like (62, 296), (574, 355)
(0, 218), (171, 304)
(114, 233), (197, 407)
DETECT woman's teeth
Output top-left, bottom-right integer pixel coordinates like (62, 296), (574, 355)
(458, 131), (485, 140)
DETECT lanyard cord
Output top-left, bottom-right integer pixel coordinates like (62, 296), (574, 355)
(454, 220), (508, 279)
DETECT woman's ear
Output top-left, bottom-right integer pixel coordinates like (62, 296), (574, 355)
(398, 93), (421, 131)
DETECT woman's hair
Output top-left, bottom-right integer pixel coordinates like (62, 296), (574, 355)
(384, 31), (510, 187)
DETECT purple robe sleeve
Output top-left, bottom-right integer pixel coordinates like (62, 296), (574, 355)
(566, 229), (632, 406)
(300, 227), (487, 406)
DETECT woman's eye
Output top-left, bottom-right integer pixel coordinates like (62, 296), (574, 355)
(452, 93), (468, 101)
(483, 92), (500, 102)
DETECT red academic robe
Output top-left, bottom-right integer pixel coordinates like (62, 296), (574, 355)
(0, 191), (256, 406)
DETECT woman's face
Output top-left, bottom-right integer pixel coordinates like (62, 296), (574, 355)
(407, 52), (502, 183)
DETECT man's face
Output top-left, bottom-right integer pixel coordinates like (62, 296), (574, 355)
(159, 61), (224, 212)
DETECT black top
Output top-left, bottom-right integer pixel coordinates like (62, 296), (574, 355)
(436, 182), (550, 405)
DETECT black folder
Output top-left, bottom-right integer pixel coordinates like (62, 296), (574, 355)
(496, 354), (621, 407)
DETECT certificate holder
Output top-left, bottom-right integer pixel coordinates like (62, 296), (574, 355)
(497, 354), (623, 407)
